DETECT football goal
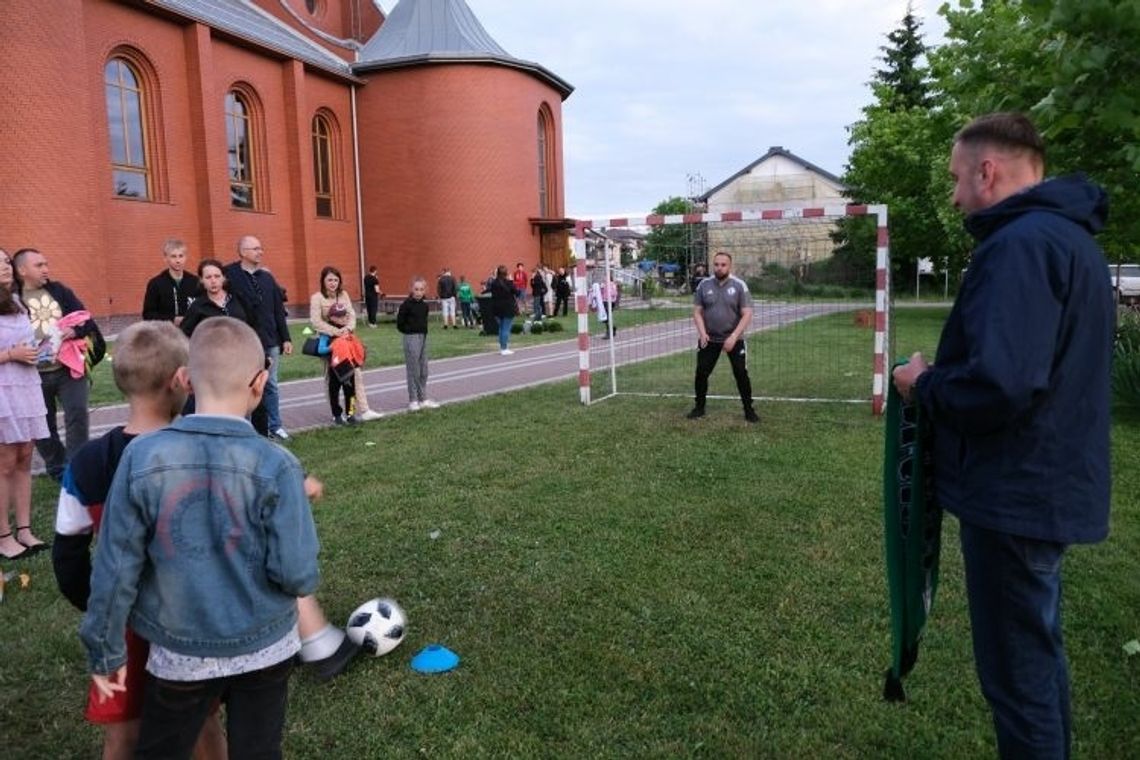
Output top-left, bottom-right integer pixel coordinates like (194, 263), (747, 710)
(571, 205), (891, 414)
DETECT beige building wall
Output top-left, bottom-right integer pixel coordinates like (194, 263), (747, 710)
(704, 155), (849, 278)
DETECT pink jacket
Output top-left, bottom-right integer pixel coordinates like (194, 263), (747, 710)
(56, 310), (93, 379)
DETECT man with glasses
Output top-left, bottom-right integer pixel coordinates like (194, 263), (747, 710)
(893, 113), (1113, 758)
(224, 236), (293, 440)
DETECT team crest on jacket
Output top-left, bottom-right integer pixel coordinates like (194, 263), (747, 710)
(727, 287), (737, 296)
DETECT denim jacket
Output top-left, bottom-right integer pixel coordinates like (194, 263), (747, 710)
(80, 415), (320, 674)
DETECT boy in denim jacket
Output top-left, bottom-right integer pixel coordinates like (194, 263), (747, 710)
(80, 317), (320, 759)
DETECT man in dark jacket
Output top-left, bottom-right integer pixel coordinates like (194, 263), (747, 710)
(436, 267), (457, 329)
(893, 113), (1114, 758)
(363, 265), (382, 327)
(530, 267), (548, 320)
(13, 248), (99, 480)
(141, 238), (198, 325)
(224, 236), (293, 440)
(552, 267), (572, 316)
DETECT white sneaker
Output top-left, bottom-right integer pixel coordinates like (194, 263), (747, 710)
(359, 409), (384, 421)
(408, 401), (421, 411)
(272, 427), (291, 441)
(500, 349), (514, 356)
(420, 399), (440, 409)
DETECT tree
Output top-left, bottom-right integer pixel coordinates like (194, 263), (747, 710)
(932, 0), (1140, 259)
(837, 8), (955, 289)
(1020, 0), (1140, 259)
(876, 3), (932, 111)
(642, 196), (703, 269)
(839, 0), (1140, 297)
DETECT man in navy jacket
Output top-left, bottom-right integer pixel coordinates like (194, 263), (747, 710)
(894, 113), (1114, 757)
(224, 236), (292, 440)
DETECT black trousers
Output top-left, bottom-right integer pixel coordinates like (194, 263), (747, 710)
(365, 295), (379, 326)
(326, 360), (355, 418)
(554, 293), (570, 316)
(693, 340), (753, 409)
(135, 658), (293, 760)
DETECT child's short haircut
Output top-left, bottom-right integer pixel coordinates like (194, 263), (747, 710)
(188, 316), (264, 398)
(112, 321), (189, 397)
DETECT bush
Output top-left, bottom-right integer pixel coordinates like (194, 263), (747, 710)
(531, 321), (545, 334)
(511, 323), (523, 334)
(1114, 308), (1140, 407)
(544, 321), (564, 333)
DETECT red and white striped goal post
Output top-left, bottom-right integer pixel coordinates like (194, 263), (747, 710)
(572, 204), (891, 414)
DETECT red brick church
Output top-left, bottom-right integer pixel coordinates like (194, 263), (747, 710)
(0, 0), (573, 317)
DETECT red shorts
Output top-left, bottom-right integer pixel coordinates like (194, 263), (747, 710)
(85, 628), (148, 724)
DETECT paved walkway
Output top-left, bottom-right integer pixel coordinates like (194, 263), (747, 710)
(86, 335), (584, 439)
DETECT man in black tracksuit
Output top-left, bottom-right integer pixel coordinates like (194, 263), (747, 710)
(141, 239), (198, 325)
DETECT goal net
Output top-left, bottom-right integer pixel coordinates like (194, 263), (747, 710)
(572, 206), (891, 414)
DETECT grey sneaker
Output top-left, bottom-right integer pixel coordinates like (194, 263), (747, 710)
(272, 427), (291, 440)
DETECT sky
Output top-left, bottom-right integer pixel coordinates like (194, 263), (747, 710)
(379, 1), (948, 217)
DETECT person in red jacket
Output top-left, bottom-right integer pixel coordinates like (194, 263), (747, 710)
(512, 262), (529, 313)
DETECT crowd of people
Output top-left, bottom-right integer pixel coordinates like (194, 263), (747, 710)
(0, 239), (583, 571)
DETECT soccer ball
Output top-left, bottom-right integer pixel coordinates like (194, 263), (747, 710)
(346, 597), (407, 656)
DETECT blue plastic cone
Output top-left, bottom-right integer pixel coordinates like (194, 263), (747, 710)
(410, 644), (459, 673)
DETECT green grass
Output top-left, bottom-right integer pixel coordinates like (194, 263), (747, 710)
(3, 309), (1137, 758)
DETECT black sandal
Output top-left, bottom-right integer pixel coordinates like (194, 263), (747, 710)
(0, 531), (30, 561)
(15, 526), (48, 555)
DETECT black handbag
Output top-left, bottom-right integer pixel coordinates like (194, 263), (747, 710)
(301, 336), (322, 357)
(85, 321), (107, 367)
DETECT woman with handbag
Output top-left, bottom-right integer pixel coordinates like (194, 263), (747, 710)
(310, 267), (382, 425)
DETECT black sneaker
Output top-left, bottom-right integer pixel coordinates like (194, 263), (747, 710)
(332, 415), (346, 426)
(309, 635), (360, 683)
(686, 407), (706, 419)
(744, 408), (760, 424)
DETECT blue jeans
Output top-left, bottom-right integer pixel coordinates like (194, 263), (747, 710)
(497, 316), (514, 350)
(263, 346), (282, 430)
(533, 297), (545, 320)
(960, 521), (1070, 759)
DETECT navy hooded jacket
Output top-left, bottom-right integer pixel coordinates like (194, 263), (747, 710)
(913, 174), (1114, 544)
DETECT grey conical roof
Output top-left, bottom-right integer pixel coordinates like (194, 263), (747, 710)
(356, 0), (572, 97)
(360, 0), (508, 60)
